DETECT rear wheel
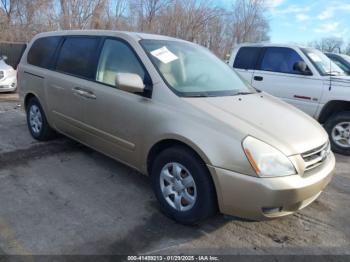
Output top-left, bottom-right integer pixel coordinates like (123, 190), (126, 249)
(26, 97), (56, 141)
(324, 111), (350, 155)
(151, 146), (217, 224)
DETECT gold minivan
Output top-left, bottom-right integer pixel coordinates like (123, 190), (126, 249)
(18, 31), (335, 224)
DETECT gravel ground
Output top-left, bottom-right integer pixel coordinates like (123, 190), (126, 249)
(0, 95), (349, 255)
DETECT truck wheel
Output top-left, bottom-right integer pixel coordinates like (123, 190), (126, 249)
(324, 111), (350, 155)
(26, 97), (56, 141)
(151, 146), (217, 225)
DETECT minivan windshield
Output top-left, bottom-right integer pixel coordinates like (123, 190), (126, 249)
(140, 39), (255, 97)
(302, 48), (345, 76)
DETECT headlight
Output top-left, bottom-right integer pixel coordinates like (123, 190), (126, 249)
(242, 136), (296, 177)
(0, 71), (4, 79)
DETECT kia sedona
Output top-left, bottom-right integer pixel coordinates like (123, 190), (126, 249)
(18, 31), (335, 224)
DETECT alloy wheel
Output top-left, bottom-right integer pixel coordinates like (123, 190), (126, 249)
(29, 104), (43, 135)
(332, 122), (350, 148)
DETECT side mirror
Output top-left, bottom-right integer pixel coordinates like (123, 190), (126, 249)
(1, 55), (7, 61)
(293, 61), (311, 75)
(115, 73), (145, 94)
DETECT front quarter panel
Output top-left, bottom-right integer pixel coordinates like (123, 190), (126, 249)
(141, 86), (256, 178)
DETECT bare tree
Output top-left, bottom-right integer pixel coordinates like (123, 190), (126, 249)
(0, 0), (271, 59)
(156, 0), (223, 42)
(59, 0), (106, 29)
(128, 0), (172, 32)
(0, 0), (14, 25)
(143, 0), (169, 31)
(346, 43), (350, 55)
(91, 0), (107, 29)
(310, 37), (344, 53)
(0, 0), (16, 41)
(227, 0), (269, 45)
(111, 0), (132, 30)
(0, 0), (58, 41)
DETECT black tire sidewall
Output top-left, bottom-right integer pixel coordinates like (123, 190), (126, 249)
(26, 97), (53, 141)
(325, 111), (350, 155)
(151, 146), (217, 224)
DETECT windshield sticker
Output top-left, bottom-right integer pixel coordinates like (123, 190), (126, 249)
(308, 53), (322, 62)
(150, 46), (178, 64)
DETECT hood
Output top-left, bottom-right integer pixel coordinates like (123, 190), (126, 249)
(184, 93), (328, 156)
(0, 60), (14, 71)
(330, 75), (350, 87)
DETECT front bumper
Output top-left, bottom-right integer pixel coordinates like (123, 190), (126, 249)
(208, 152), (335, 220)
(0, 84), (16, 92)
(0, 75), (17, 92)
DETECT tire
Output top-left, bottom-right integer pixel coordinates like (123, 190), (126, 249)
(26, 97), (56, 141)
(151, 146), (217, 225)
(324, 111), (350, 155)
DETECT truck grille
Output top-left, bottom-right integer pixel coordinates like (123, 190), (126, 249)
(301, 142), (330, 172)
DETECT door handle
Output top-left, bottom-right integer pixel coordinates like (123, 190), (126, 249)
(254, 76), (263, 81)
(73, 87), (96, 99)
(72, 87), (85, 96)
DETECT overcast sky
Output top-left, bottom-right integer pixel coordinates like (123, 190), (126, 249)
(217, 0), (350, 45)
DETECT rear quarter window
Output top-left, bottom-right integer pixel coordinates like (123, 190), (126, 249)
(27, 36), (62, 69)
(233, 47), (260, 70)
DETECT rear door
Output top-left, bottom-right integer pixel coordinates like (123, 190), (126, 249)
(46, 36), (101, 138)
(231, 46), (261, 84)
(251, 47), (323, 117)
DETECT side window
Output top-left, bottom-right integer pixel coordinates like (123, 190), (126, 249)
(27, 36), (61, 68)
(260, 47), (306, 74)
(56, 37), (100, 79)
(333, 58), (349, 72)
(96, 39), (146, 87)
(233, 47), (260, 70)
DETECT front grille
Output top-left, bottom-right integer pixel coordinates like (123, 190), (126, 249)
(0, 71), (4, 80)
(302, 142), (330, 172)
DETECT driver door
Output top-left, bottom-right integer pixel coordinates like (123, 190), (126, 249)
(251, 47), (324, 117)
(79, 38), (152, 168)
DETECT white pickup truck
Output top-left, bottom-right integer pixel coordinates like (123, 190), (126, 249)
(229, 43), (350, 155)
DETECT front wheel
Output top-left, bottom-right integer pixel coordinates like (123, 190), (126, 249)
(151, 146), (217, 225)
(324, 111), (350, 155)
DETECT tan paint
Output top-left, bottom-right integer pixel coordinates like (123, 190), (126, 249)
(18, 30), (335, 220)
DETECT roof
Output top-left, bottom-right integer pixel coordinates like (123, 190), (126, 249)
(325, 52), (350, 58)
(234, 42), (310, 49)
(33, 30), (184, 42)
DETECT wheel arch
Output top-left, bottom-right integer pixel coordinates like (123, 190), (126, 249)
(24, 92), (38, 110)
(146, 137), (211, 176)
(319, 100), (350, 123)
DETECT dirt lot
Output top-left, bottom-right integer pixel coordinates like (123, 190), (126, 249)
(0, 93), (349, 255)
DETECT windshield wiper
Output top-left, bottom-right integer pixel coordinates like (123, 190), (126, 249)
(325, 70), (342, 76)
(185, 92), (211, 97)
(233, 92), (253, 96)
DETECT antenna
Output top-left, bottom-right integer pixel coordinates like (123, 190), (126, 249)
(329, 51), (332, 91)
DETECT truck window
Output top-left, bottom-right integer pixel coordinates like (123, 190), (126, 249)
(27, 36), (62, 69)
(233, 47), (260, 70)
(260, 47), (306, 75)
